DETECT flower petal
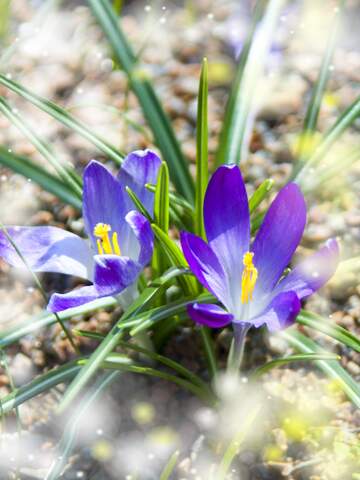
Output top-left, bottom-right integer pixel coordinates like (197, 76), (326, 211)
(83, 160), (126, 250)
(0, 226), (93, 279)
(252, 183), (306, 295)
(204, 166), (250, 291)
(125, 210), (154, 266)
(47, 285), (99, 312)
(93, 255), (141, 297)
(118, 149), (161, 216)
(187, 303), (233, 328)
(251, 291), (301, 332)
(180, 231), (231, 309)
(275, 238), (339, 299)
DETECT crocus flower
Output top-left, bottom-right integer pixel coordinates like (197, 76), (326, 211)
(181, 165), (339, 333)
(0, 150), (161, 312)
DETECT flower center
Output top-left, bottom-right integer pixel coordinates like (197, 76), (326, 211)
(93, 223), (121, 255)
(241, 251), (258, 304)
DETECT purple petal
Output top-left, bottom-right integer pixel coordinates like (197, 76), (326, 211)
(83, 160), (126, 250)
(0, 226), (93, 279)
(93, 255), (140, 297)
(118, 149), (161, 216)
(252, 183), (306, 295)
(187, 303), (233, 328)
(251, 291), (301, 332)
(47, 285), (99, 313)
(180, 231), (231, 309)
(275, 238), (340, 299)
(125, 210), (154, 265)
(204, 165), (250, 295)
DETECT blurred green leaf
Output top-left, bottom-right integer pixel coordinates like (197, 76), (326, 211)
(86, 0), (194, 202)
(0, 74), (124, 165)
(195, 58), (209, 239)
(0, 146), (82, 209)
(297, 310), (360, 353)
(282, 329), (360, 408)
(160, 450), (180, 480)
(152, 162), (170, 278)
(249, 178), (274, 213)
(216, 0), (284, 166)
(292, 0), (345, 176)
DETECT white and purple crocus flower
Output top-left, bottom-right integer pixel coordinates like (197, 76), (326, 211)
(0, 150), (161, 313)
(181, 165), (339, 333)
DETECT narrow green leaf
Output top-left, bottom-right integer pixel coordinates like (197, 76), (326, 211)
(216, 0), (284, 166)
(248, 178), (274, 213)
(0, 0), (11, 39)
(195, 58), (208, 238)
(292, 0), (345, 177)
(151, 223), (197, 296)
(297, 310), (360, 353)
(0, 146), (82, 209)
(252, 353), (340, 378)
(0, 74), (124, 165)
(45, 371), (119, 480)
(160, 450), (180, 480)
(152, 162), (170, 278)
(0, 96), (82, 198)
(86, 0), (194, 202)
(57, 268), (187, 413)
(294, 95), (360, 183)
(282, 329), (360, 408)
(126, 185), (152, 221)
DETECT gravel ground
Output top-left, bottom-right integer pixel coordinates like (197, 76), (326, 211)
(0, 1), (359, 479)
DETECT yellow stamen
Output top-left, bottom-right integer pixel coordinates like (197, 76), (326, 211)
(94, 223), (121, 256)
(241, 252), (258, 304)
(112, 232), (121, 256)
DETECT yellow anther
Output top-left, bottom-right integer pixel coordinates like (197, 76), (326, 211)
(94, 223), (121, 256)
(241, 251), (258, 304)
(112, 232), (121, 256)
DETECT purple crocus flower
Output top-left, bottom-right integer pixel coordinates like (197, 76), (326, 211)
(0, 150), (161, 313)
(181, 165), (339, 333)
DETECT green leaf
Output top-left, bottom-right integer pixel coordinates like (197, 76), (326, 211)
(151, 223), (197, 296)
(86, 0), (194, 202)
(0, 96), (82, 198)
(292, 0), (345, 176)
(0, 146), (82, 209)
(160, 450), (180, 480)
(152, 162), (170, 278)
(125, 185), (152, 221)
(248, 178), (274, 214)
(252, 353), (340, 378)
(0, 296), (117, 348)
(282, 329), (360, 408)
(195, 58), (208, 239)
(295, 95), (360, 184)
(57, 267), (188, 413)
(297, 310), (360, 353)
(0, 74), (124, 165)
(216, 0), (284, 166)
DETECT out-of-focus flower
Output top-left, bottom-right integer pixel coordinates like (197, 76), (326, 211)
(181, 165), (339, 332)
(0, 150), (161, 312)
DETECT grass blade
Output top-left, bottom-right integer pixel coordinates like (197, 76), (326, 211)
(297, 310), (360, 353)
(0, 74), (124, 165)
(152, 162), (170, 278)
(0, 146), (82, 209)
(282, 329), (360, 408)
(248, 178), (274, 213)
(294, 95), (360, 183)
(160, 450), (180, 480)
(126, 185), (152, 221)
(0, 96), (82, 198)
(195, 58), (208, 238)
(216, 0), (284, 166)
(292, 1), (345, 177)
(86, 0), (194, 202)
(57, 268), (187, 413)
(252, 353), (339, 378)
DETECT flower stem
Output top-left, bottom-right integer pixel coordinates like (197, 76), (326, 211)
(226, 322), (250, 373)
